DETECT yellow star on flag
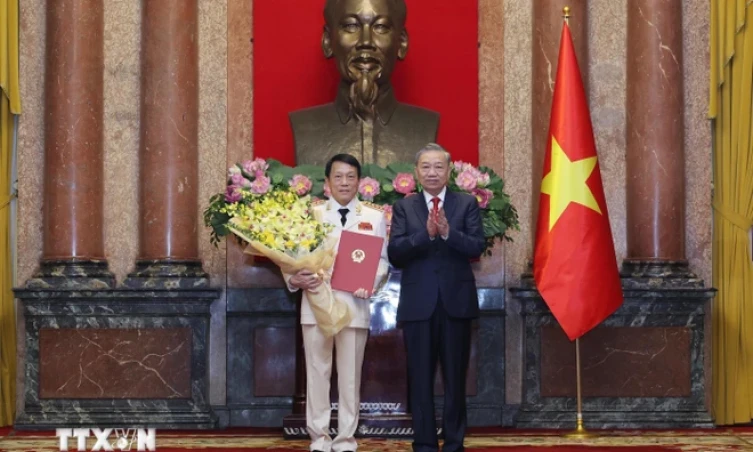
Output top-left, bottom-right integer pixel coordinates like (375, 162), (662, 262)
(540, 136), (602, 230)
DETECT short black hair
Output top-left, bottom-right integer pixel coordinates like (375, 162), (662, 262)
(325, 153), (362, 178)
(323, 0), (407, 28)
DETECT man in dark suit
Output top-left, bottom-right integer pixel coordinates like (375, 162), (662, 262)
(388, 143), (486, 452)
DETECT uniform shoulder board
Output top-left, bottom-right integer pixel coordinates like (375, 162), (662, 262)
(310, 198), (327, 206)
(361, 201), (386, 212)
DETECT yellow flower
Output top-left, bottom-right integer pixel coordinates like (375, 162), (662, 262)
(225, 186), (333, 254)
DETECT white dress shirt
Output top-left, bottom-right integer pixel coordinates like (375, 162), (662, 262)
(422, 186), (447, 211)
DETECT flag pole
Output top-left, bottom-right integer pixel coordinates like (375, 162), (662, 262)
(561, 7), (595, 438)
(564, 337), (595, 438)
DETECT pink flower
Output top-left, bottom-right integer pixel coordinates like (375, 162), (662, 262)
(240, 160), (255, 174)
(323, 183), (332, 198)
(455, 169), (478, 191)
(241, 158), (268, 176)
(250, 175), (271, 195)
(230, 172), (251, 188)
(254, 158), (269, 172)
(392, 173), (416, 195)
(225, 185), (243, 203)
(288, 174), (313, 196)
(477, 172), (491, 187)
(228, 166), (241, 179)
(472, 188), (493, 208)
(452, 160), (467, 172)
(358, 177), (380, 201)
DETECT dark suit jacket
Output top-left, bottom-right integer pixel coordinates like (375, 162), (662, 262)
(388, 190), (486, 322)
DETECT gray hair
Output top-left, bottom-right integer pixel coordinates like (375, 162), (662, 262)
(414, 143), (451, 165)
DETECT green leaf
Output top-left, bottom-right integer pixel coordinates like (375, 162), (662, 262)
(386, 162), (415, 174)
(367, 165), (392, 181)
(266, 159), (285, 170)
(293, 164), (325, 178)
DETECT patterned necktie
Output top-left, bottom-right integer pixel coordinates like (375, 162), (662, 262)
(338, 208), (349, 226)
(431, 197), (440, 213)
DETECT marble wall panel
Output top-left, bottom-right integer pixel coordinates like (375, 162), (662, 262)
(540, 326), (691, 398)
(253, 326), (296, 397)
(39, 328), (192, 399)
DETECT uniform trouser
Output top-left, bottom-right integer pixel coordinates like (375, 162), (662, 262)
(302, 325), (369, 452)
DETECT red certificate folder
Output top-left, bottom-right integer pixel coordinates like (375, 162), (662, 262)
(330, 230), (384, 294)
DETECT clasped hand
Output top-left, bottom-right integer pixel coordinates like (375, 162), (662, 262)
(290, 269), (322, 292)
(427, 208), (449, 238)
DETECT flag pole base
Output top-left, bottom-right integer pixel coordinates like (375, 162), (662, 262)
(563, 417), (597, 438)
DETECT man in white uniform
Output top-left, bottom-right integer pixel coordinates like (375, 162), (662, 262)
(286, 154), (389, 452)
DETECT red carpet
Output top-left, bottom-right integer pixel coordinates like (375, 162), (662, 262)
(132, 447), (679, 452)
(2, 428), (753, 451)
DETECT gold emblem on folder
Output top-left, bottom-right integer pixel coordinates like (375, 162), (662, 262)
(351, 249), (365, 263)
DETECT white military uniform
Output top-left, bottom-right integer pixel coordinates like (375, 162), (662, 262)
(285, 197), (389, 452)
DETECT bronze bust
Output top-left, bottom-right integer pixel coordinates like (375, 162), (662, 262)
(290, 0), (439, 166)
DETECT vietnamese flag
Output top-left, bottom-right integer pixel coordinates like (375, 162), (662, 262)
(533, 22), (623, 341)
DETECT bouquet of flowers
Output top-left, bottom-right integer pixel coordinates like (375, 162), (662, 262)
(204, 158), (351, 337)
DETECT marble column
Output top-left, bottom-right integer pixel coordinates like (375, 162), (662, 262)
(26, 0), (115, 289)
(125, 0), (208, 288)
(530, 0), (588, 245)
(624, 0), (693, 280)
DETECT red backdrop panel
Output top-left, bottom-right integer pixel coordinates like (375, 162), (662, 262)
(253, 0), (479, 166)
